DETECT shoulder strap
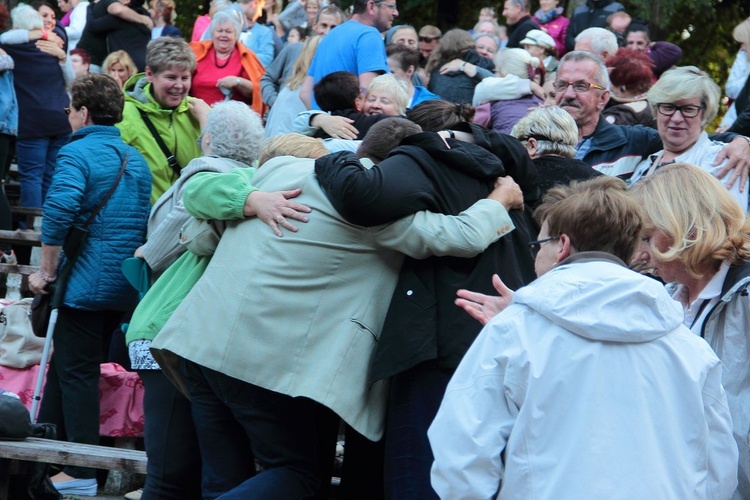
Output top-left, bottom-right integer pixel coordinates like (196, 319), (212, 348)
(137, 108), (182, 179)
(82, 150), (129, 229)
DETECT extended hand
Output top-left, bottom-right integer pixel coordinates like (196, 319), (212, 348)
(488, 176), (524, 211)
(713, 136), (750, 192)
(455, 274), (515, 325)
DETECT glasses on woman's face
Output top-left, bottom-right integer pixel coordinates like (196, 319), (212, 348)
(655, 103), (705, 118)
(528, 237), (557, 258)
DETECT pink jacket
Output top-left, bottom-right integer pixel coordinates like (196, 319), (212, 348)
(539, 16), (569, 57)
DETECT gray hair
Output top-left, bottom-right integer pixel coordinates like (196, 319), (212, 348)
(202, 101), (264, 164)
(575, 27), (618, 60)
(207, 8), (242, 39)
(210, 0), (232, 12)
(559, 50), (610, 90)
(506, 0), (530, 12)
(11, 3), (43, 30)
(647, 66), (721, 127)
(511, 106), (578, 158)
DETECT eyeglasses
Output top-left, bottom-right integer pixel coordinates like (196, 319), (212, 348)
(419, 36), (439, 42)
(64, 107), (71, 115)
(552, 80), (607, 93)
(655, 103), (705, 118)
(528, 237), (557, 258)
(375, 1), (397, 9)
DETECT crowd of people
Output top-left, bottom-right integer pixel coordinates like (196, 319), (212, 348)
(1, 0), (750, 498)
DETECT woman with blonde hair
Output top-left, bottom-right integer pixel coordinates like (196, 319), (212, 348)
(264, 34), (322, 137)
(102, 49), (137, 87)
(630, 162), (750, 500)
(426, 28), (494, 104)
(473, 47), (544, 134)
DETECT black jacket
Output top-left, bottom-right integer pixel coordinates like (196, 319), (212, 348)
(506, 15), (540, 49)
(565, 0), (625, 51)
(315, 124), (540, 382)
(532, 155), (603, 199)
(428, 50), (494, 105)
(729, 77), (750, 136)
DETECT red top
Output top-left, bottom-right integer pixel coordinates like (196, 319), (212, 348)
(191, 47), (250, 106)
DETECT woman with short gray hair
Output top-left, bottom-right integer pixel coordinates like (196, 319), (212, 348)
(630, 66), (748, 209)
(512, 106), (602, 198)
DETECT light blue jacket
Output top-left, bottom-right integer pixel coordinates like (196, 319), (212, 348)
(0, 55), (18, 136)
(43, 126), (152, 311)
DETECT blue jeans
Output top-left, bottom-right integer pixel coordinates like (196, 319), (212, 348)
(384, 361), (452, 500)
(16, 134), (69, 208)
(180, 359), (339, 500)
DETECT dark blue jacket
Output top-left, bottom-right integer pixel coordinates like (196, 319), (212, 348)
(0, 42), (70, 139)
(42, 126), (152, 311)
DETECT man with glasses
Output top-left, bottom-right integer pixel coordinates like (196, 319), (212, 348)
(553, 50), (750, 187)
(436, 176), (738, 499)
(300, 0), (397, 109)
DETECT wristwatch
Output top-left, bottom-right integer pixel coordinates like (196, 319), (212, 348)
(459, 63), (466, 73)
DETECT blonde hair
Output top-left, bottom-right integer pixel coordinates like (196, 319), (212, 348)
(494, 47), (543, 83)
(630, 163), (750, 278)
(733, 17), (750, 48)
(287, 35), (322, 91)
(102, 50), (138, 82)
(365, 74), (409, 116)
(258, 133), (328, 166)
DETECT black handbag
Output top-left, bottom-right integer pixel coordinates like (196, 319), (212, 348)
(31, 152), (129, 337)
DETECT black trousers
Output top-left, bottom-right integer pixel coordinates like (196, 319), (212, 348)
(37, 307), (122, 479)
(138, 369), (202, 500)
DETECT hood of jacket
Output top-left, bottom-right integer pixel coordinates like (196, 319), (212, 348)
(514, 253), (684, 343)
(123, 73), (191, 115)
(395, 131), (507, 180)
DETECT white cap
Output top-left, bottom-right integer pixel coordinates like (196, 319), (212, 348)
(520, 29), (556, 50)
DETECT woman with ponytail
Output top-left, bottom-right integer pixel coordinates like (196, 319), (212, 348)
(473, 47), (544, 135)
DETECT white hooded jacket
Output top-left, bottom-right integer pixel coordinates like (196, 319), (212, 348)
(429, 254), (738, 500)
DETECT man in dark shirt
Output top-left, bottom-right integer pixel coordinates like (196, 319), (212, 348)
(502, 0), (539, 49)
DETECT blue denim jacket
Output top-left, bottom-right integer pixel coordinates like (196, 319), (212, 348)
(0, 55), (18, 137)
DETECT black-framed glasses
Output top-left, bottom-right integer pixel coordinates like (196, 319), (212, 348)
(655, 103), (705, 118)
(64, 106), (71, 115)
(552, 80), (607, 93)
(528, 237), (557, 258)
(419, 36), (439, 42)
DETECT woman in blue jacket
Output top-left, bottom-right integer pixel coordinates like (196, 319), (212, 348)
(29, 74), (152, 497)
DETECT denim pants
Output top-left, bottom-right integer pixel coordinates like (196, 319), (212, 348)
(138, 370), (202, 500)
(16, 133), (69, 208)
(37, 307), (122, 479)
(383, 361), (452, 500)
(180, 359), (339, 500)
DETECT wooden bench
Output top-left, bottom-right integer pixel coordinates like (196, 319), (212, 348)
(0, 438), (147, 499)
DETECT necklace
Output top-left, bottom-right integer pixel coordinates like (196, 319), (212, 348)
(213, 49), (232, 69)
